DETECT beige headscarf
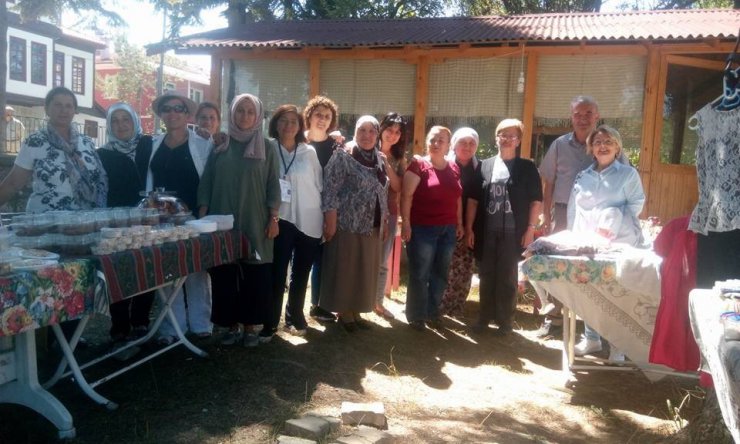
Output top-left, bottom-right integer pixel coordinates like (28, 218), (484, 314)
(222, 93), (266, 160)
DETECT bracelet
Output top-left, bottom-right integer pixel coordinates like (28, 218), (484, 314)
(528, 224), (537, 229)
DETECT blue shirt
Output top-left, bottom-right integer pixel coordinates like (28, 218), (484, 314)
(567, 160), (645, 246)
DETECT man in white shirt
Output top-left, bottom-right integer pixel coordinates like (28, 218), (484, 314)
(5, 106), (25, 152)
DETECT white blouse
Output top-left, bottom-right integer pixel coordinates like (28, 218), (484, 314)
(276, 142), (323, 239)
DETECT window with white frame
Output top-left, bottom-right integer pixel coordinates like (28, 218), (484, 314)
(53, 51), (64, 87)
(164, 82), (176, 92)
(31, 42), (47, 85)
(9, 37), (26, 81)
(72, 56), (85, 94)
(189, 87), (203, 103)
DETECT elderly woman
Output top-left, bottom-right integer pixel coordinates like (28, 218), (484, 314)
(401, 126), (462, 332)
(0, 86), (108, 346)
(198, 93), (281, 347)
(0, 86), (107, 211)
(98, 103), (155, 343)
(569, 125), (645, 359)
(320, 115), (388, 332)
(374, 112), (408, 319)
(466, 119), (542, 336)
(265, 104), (323, 337)
(439, 127), (481, 318)
(303, 95), (341, 323)
(148, 92), (214, 345)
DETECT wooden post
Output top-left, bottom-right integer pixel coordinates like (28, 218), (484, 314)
(208, 56), (221, 105)
(520, 51), (539, 160)
(413, 56), (429, 155)
(638, 45), (661, 217)
(309, 57), (321, 98)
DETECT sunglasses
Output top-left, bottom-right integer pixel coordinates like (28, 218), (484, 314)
(160, 104), (187, 114)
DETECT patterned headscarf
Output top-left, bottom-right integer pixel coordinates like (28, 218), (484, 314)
(224, 93), (265, 160)
(102, 102), (142, 161)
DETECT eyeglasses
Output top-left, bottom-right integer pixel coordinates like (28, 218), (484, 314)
(160, 104), (187, 114)
(591, 139), (617, 147)
(497, 134), (520, 141)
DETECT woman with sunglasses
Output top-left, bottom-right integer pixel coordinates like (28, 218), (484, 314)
(465, 119), (542, 336)
(374, 112), (408, 319)
(148, 92), (214, 345)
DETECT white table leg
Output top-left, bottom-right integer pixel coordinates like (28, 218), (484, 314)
(0, 332), (76, 439)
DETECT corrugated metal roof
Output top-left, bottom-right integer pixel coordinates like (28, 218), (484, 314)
(170, 9), (739, 51)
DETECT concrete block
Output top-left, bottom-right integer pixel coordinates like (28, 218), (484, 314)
(340, 402), (387, 429)
(284, 416), (332, 440)
(303, 413), (341, 433)
(334, 426), (393, 444)
(276, 435), (317, 444)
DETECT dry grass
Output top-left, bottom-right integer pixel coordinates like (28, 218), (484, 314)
(0, 283), (718, 444)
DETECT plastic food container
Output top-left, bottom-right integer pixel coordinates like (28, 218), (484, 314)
(185, 220), (217, 233)
(201, 214), (235, 231)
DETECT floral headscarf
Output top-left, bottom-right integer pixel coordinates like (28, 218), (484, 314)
(102, 102), (142, 161)
(222, 93), (266, 160)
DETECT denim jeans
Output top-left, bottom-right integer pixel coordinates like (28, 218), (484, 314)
(405, 224), (457, 323)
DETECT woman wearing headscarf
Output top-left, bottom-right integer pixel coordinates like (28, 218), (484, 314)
(148, 92), (214, 345)
(466, 119), (542, 336)
(320, 116), (388, 332)
(98, 102), (155, 344)
(401, 126), (462, 332)
(0, 86), (107, 211)
(198, 93), (281, 347)
(439, 127), (481, 319)
(374, 112), (408, 319)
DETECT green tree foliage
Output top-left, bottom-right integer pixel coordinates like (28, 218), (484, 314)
(97, 36), (158, 111)
(455, 0), (602, 15)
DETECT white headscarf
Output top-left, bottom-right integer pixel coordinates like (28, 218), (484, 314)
(448, 127), (479, 163)
(103, 102), (142, 161)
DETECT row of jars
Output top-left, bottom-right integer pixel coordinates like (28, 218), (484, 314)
(10, 208), (183, 237)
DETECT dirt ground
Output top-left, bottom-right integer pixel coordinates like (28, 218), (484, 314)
(0, 287), (732, 443)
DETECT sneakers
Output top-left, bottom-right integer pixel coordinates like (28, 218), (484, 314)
(283, 324), (307, 336)
(426, 318), (444, 330)
(310, 306), (336, 322)
(409, 320), (426, 331)
(258, 328), (275, 344)
(574, 337), (603, 356)
(534, 320), (562, 338)
(220, 328), (244, 345)
(608, 347), (625, 362)
(243, 333), (260, 347)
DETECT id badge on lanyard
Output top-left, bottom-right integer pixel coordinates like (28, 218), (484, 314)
(279, 177), (292, 203)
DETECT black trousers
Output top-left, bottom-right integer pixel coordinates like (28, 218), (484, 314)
(696, 229), (740, 289)
(477, 230), (521, 330)
(109, 291), (155, 338)
(209, 261), (271, 327)
(265, 220), (321, 333)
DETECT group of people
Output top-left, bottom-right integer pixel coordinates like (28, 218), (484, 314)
(0, 87), (646, 351)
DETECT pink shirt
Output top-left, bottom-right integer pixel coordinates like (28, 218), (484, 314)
(408, 158), (461, 226)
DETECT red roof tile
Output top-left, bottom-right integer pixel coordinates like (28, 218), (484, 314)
(171, 9), (739, 51)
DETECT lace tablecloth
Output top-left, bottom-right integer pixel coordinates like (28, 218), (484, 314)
(522, 251), (665, 372)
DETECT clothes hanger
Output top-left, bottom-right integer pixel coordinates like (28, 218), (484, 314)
(712, 30), (740, 111)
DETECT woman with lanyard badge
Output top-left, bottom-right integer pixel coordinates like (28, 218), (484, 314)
(264, 105), (323, 338)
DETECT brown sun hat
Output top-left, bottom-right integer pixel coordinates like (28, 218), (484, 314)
(151, 91), (198, 117)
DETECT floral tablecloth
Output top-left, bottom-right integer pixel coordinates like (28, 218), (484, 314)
(522, 251), (666, 373)
(93, 230), (249, 303)
(0, 260), (97, 337)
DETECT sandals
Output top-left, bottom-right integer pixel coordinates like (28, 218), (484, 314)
(374, 306), (395, 320)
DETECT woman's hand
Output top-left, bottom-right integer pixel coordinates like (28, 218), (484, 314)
(323, 218), (337, 242)
(455, 224), (464, 240)
(401, 221), (412, 242)
(382, 220), (389, 242)
(329, 131), (345, 145)
(465, 229), (475, 250)
(521, 227), (535, 248)
(265, 216), (279, 239)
